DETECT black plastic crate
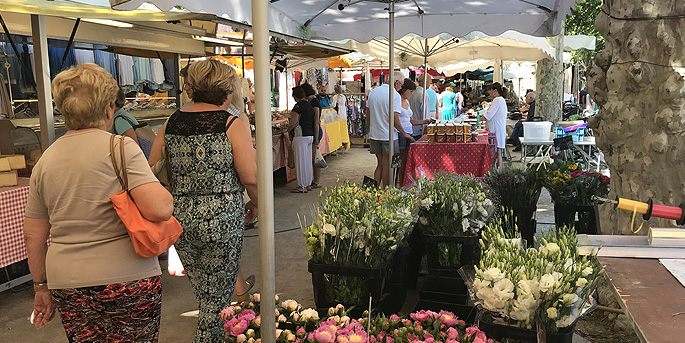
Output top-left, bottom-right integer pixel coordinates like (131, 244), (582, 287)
(554, 204), (600, 234)
(422, 233), (480, 277)
(412, 299), (477, 324)
(478, 313), (575, 343)
(382, 246), (411, 314)
(418, 275), (469, 303)
(308, 259), (389, 313)
(502, 206), (537, 247)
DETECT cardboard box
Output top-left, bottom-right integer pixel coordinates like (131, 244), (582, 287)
(437, 134), (447, 143)
(0, 157), (10, 172)
(427, 134), (436, 143)
(447, 134), (457, 143)
(426, 124), (436, 134)
(0, 170), (18, 186)
(0, 155), (26, 170)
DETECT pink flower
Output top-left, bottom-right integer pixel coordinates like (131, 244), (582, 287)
(313, 330), (335, 342)
(410, 310), (429, 322)
(423, 332), (434, 343)
(465, 325), (479, 336)
(447, 327), (459, 340)
(252, 293), (261, 302)
(238, 309), (256, 322)
(220, 307), (235, 321)
(297, 328), (306, 336)
(227, 318), (250, 336)
(389, 314), (400, 322)
(446, 340), (458, 343)
(386, 338), (394, 343)
(438, 311), (458, 326)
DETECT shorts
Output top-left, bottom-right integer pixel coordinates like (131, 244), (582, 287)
(369, 139), (400, 155)
(398, 136), (413, 151)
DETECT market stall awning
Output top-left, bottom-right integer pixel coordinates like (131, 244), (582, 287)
(111, 0), (578, 41)
(327, 55), (351, 69)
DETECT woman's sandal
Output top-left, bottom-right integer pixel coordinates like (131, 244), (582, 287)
(290, 188), (308, 193)
(233, 275), (256, 303)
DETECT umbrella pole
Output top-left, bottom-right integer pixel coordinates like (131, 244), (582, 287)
(251, 0), (276, 342)
(388, 0), (395, 187)
(422, 40), (427, 120)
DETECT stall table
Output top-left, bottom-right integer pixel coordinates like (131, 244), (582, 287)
(600, 257), (685, 343)
(0, 177), (30, 269)
(403, 135), (494, 188)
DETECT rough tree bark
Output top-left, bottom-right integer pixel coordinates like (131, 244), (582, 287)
(588, 0), (685, 234)
(536, 34), (565, 124)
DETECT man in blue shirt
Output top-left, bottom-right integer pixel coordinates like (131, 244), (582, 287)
(317, 85), (332, 108)
(427, 83), (439, 120)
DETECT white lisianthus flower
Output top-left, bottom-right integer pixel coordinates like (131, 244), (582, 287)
(493, 278), (515, 301)
(462, 218), (470, 232)
(555, 315), (572, 328)
(582, 266), (593, 276)
(513, 293), (537, 311)
(509, 307), (531, 321)
(340, 316), (350, 324)
(419, 216), (429, 225)
(552, 271), (563, 282)
(562, 293), (579, 306)
(473, 278), (491, 291)
(539, 274), (556, 292)
(353, 199), (360, 207)
(452, 202), (459, 212)
(278, 315), (287, 322)
(547, 307), (558, 319)
(576, 278), (588, 288)
(420, 197), (434, 209)
(482, 267), (505, 282)
(322, 223), (336, 236)
(339, 226), (350, 239)
(545, 242), (560, 254)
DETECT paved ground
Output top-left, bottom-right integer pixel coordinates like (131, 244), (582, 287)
(0, 144), (590, 342)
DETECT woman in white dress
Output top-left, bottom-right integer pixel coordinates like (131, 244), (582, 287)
(331, 84), (348, 121)
(484, 82), (508, 168)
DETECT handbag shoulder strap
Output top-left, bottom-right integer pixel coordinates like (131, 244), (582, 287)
(109, 135), (128, 190)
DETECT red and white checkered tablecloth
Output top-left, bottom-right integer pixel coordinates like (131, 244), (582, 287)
(0, 177), (30, 268)
(403, 135), (494, 188)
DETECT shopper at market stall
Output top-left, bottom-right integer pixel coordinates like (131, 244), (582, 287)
(440, 86), (458, 120)
(366, 71), (414, 188)
(398, 78), (432, 187)
(287, 86), (316, 193)
(23, 63), (173, 340)
(331, 84), (348, 121)
(409, 74), (431, 140)
(301, 83), (323, 190)
(148, 59), (258, 342)
(427, 83), (439, 119)
(508, 90), (535, 152)
(110, 88), (151, 158)
(317, 84), (332, 108)
(484, 82), (508, 168)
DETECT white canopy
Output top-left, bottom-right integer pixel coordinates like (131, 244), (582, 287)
(324, 31), (554, 70)
(111, 0), (578, 41)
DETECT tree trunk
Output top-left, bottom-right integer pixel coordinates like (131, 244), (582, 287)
(536, 34), (565, 124)
(588, 0), (685, 234)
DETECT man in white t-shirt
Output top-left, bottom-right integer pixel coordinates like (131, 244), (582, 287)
(365, 71), (414, 188)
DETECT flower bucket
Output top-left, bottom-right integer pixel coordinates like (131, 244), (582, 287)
(381, 246), (411, 314)
(553, 204), (600, 234)
(422, 232), (481, 277)
(477, 312), (576, 343)
(503, 206), (537, 247)
(418, 275), (469, 303)
(308, 259), (390, 316)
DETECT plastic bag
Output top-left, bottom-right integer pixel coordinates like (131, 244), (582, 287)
(315, 148), (328, 168)
(167, 245), (186, 277)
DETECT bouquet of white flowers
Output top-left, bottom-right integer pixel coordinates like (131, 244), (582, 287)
(461, 219), (602, 334)
(301, 181), (417, 306)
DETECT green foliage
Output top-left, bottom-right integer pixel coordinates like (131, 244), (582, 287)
(565, 0), (605, 75)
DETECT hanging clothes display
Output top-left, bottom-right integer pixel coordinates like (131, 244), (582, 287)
(73, 49), (95, 65)
(150, 58), (165, 85)
(48, 43), (77, 79)
(118, 55), (135, 86)
(19, 45), (36, 95)
(95, 49), (118, 81)
(347, 96), (367, 137)
(327, 70), (338, 93)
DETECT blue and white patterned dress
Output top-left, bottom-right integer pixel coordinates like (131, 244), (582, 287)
(165, 107), (244, 343)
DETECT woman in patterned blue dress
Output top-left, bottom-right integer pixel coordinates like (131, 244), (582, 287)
(148, 59), (258, 342)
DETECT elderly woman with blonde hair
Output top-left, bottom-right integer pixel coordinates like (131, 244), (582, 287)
(23, 64), (173, 341)
(148, 59), (258, 342)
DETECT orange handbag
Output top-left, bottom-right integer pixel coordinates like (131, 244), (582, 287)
(109, 135), (183, 258)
